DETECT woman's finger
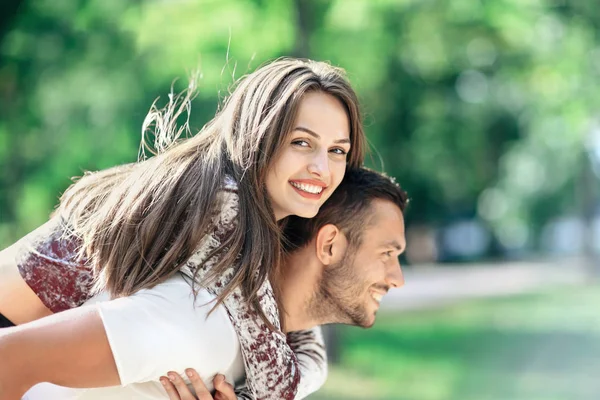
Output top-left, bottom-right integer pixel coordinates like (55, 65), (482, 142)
(167, 371), (198, 400)
(185, 368), (212, 400)
(160, 376), (182, 400)
(213, 374), (236, 400)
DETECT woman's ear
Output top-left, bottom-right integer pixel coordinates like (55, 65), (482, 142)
(315, 224), (348, 266)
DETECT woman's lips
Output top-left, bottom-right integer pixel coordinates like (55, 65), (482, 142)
(289, 181), (325, 200)
(289, 179), (327, 200)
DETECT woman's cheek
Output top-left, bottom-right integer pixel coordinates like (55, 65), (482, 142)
(332, 162), (346, 188)
(284, 149), (303, 173)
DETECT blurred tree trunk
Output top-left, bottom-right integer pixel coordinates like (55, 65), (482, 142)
(292, 0), (311, 58)
(580, 149), (600, 279)
(292, 0), (332, 58)
(0, 0), (25, 44)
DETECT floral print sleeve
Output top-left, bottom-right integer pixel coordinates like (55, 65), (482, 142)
(287, 326), (328, 399)
(16, 216), (93, 312)
(234, 327), (328, 400)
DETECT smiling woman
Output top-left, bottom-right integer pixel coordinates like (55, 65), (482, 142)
(266, 91), (352, 220)
(0, 58), (366, 400)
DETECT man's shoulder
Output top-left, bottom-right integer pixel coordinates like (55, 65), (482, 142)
(141, 275), (242, 369)
(94, 274), (239, 349)
(92, 275), (243, 387)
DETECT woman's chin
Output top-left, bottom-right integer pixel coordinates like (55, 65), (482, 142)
(293, 206), (320, 219)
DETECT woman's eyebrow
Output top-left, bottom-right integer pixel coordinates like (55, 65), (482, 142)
(293, 126), (351, 145)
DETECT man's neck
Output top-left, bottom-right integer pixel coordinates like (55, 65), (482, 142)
(277, 249), (322, 333)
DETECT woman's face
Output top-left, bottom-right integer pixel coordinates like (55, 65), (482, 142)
(266, 91), (351, 221)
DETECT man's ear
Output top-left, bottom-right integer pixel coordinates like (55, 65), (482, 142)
(314, 224), (348, 266)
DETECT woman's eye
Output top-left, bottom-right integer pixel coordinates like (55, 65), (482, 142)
(292, 140), (310, 147)
(330, 147), (348, 155)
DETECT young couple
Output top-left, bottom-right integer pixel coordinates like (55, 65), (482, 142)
(0, 58), (407, 400)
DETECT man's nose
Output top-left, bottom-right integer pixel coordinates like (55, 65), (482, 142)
(387, 257), (405, 288)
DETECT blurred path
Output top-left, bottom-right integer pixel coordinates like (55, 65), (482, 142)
(381, 257), (592, 311)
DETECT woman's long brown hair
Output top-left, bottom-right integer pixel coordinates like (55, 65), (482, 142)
(55, 58), (366, 326)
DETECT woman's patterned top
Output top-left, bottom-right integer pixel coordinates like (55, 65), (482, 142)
(16, 177), (327, 399)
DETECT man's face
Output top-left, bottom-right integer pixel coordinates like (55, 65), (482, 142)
(312, 199), (406, 328)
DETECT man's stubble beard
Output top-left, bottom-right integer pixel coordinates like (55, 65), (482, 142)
(306, 247), (375, 328)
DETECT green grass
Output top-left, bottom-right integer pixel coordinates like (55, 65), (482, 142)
(308, 284), (600, 400)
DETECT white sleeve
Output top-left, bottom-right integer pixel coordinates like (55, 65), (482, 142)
(95, 276), (239, 385)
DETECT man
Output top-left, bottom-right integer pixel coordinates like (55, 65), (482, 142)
(0, 167), (408, 400)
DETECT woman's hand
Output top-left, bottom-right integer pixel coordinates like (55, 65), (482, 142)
(160, 369), (236, 400)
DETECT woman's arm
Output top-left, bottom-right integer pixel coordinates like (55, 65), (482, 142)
(0, 238), (53, 324)
(0, 217), (93, 325)
(0, 306), (119, 399)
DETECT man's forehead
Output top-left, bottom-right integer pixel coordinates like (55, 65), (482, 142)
(366, 199), (404, 224)
(364, 224), (406, 250)
(362, 199), (406, 247)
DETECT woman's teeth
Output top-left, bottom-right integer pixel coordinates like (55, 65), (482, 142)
(290, 181), (323, 194)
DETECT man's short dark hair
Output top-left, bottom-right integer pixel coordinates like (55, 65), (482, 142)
(283, 167), (408, 252)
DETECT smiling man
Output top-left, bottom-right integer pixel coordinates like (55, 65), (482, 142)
(280, 167), (407, 331)
(0, 167), (408, 400)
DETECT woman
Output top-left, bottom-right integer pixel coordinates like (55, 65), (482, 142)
(0, 58), (366, 399)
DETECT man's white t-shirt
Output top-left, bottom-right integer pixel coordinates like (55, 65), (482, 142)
(23, 274), (246, 400)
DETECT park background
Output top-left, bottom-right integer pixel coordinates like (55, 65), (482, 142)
(1, 0), (600, 399)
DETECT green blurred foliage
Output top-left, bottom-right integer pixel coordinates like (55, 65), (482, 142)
(1, 0), (599, 251)
(310, 285), (600, 400)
